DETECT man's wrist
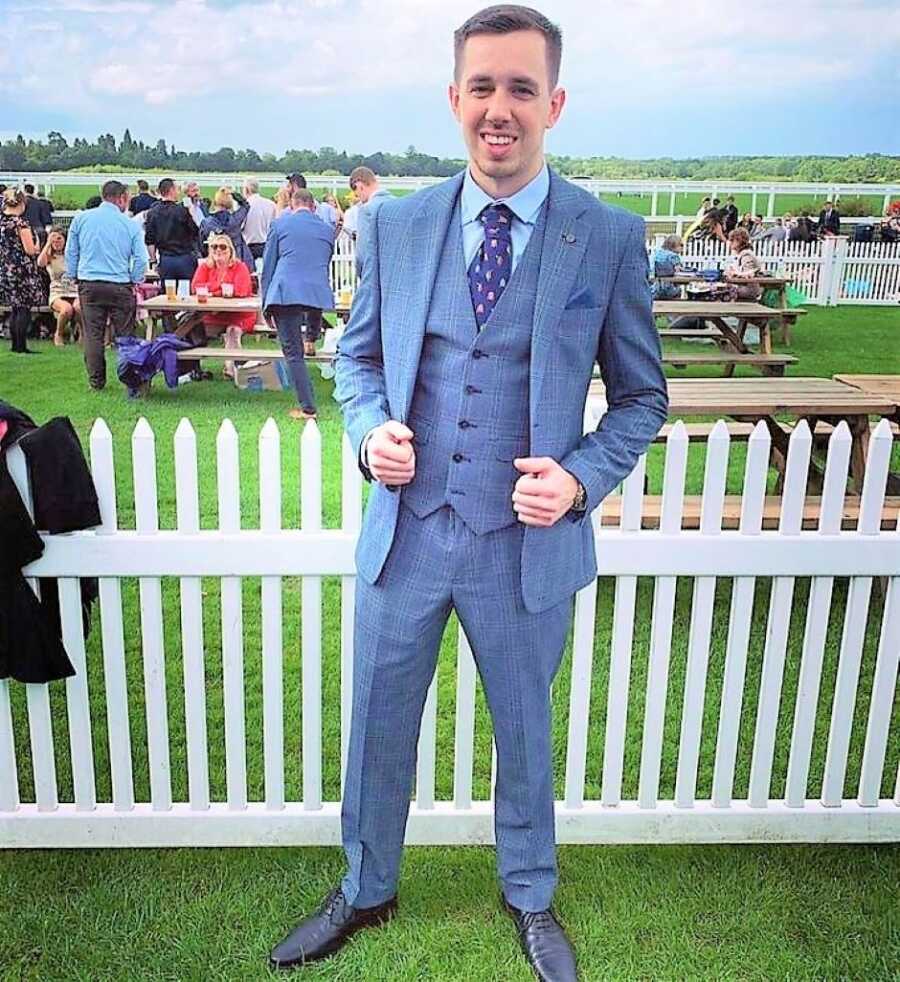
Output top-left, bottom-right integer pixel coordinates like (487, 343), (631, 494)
(569, 474), (587, 513)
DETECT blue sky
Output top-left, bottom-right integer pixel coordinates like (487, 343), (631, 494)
(2, 0), (898, 159)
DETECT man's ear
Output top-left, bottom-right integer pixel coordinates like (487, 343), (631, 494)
(546, 86), (566, 130)
(448, 83), (461, 123)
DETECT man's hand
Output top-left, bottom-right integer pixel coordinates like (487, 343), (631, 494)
(366, 421), (416, 486)
(512, 457), (579, 527)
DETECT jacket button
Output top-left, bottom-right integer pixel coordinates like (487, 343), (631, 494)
(465, 385), (479, 395)
(458, 420), (470, 429)
(472, 349), (483, 359)
(452, 453), (464, 463)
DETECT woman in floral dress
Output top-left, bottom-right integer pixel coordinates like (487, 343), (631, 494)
(0, 187), (43, 353)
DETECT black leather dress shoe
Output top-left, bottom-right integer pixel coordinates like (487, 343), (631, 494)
(269, 887), (396, 969)
(502, 896), (578, 982)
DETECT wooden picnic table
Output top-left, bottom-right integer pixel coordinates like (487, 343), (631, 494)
(652, 300), (790, 356)
(656, 273), (803, 342)
(658, 273), (790, 300)
(139, 294), (351, 340)
(587, 376), (898, 492)
(833, 375), (900, 422)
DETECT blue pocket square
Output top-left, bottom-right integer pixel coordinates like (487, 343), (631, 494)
(564, 286), (597, 310)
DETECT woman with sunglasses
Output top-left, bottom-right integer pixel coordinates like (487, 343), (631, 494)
(190, 233), (255, 378)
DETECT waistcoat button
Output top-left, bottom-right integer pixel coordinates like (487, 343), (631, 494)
(458, 420), (471, 429)
(452, 453), (464, 463)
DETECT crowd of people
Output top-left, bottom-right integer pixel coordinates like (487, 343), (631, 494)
(0, 168), (390, 419)
(683, 195), (846, 245)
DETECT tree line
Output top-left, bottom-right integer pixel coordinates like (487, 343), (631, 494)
(1, 131), (898, 183)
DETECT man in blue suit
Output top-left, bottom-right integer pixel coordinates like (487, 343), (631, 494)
(261, 188), (334, 419)
(269, 6), (667, 978)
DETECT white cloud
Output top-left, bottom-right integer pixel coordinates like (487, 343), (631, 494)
(2, 0), (898, 134)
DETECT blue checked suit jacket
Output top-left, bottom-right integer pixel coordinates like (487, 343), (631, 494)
(334, 169), (668, 614)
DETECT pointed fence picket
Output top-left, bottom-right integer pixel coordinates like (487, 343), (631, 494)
(2, 416), (898, 849)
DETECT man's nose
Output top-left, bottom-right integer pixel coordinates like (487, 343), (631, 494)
(483, 92), (514, 125)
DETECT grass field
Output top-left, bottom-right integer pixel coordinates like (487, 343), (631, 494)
(42, 182), (898, 218)
(0, 306), (898, 980)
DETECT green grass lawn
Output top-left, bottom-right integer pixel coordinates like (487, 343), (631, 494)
(0, 306), (898, 979)
(44, 182), (898, 217)
(598, 192), (896, 218)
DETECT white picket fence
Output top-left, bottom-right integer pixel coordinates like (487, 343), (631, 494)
(652, 237), (900, 306)
(323, 236), (900, 307)
(1, 415), (898, 849)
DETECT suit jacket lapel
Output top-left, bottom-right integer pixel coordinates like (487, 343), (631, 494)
(529, 171), (591, 429)
(391, 172), (464, 422)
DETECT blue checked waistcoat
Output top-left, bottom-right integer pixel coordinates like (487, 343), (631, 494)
(402, 195), (547, 534)
(334, 170), (669, 614)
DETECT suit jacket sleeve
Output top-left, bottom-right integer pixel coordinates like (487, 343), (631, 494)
(333, 207), (391, 465)
(560, 217), (668, 515)
(260, 225), (278, 305)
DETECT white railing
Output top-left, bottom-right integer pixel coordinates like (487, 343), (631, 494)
(9, 171), (899, 217)
(1, 417), (898, 848)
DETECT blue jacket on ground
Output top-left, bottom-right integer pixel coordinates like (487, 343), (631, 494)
(116, 333), (194, 395)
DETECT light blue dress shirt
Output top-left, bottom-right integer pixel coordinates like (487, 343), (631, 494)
(461, 164), (550, 275)
(315, 200), (339, 229)
(65, 201), (149, 284)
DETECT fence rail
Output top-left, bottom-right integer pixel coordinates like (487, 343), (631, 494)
(8, 172), (899, 216)
(1, 416), (898, 849)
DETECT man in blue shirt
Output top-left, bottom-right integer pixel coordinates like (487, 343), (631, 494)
(66, 180), (148, 390)
(348, 166), (394, 275)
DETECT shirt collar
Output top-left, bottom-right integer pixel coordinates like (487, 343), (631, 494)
(461, 163), (549, 227)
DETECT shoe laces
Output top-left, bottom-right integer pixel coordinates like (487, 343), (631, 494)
(320, 888), (346, 923)
(519, 909), (557, 933)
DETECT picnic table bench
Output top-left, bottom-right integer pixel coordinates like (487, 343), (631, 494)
(652, 299), (802, 364)
(588, 376), (898, 493)
(599, 494), (899, 531)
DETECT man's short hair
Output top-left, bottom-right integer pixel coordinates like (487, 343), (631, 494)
(245, 178), (259, 194)
(291, 189), (316, 210)
(23, 183), (34, 195)
(137, 179), (149, 192)
(348, 166), (376, 190)
(101, 180), (128, 200)
(662, 234), (682, 251)
(158, 178), (175, 196)
(286, 172), (307, 188)
(453, 5), (562, 88)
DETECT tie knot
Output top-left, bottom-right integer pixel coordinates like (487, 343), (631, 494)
(479, 203), (513, 235)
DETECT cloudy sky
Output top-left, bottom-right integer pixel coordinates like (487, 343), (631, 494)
(2, 0), (898, 159)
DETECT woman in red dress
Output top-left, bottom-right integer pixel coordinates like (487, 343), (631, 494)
(191, 232), (256, 378)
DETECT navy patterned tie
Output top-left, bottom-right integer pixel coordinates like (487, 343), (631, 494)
(468, 203), (513, 329)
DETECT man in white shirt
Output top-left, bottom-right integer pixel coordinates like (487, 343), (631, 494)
(182, 182), (207, 227)
(243, 178), (277, 261)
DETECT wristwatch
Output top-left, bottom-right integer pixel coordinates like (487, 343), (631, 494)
(571, 480), (587, 513)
